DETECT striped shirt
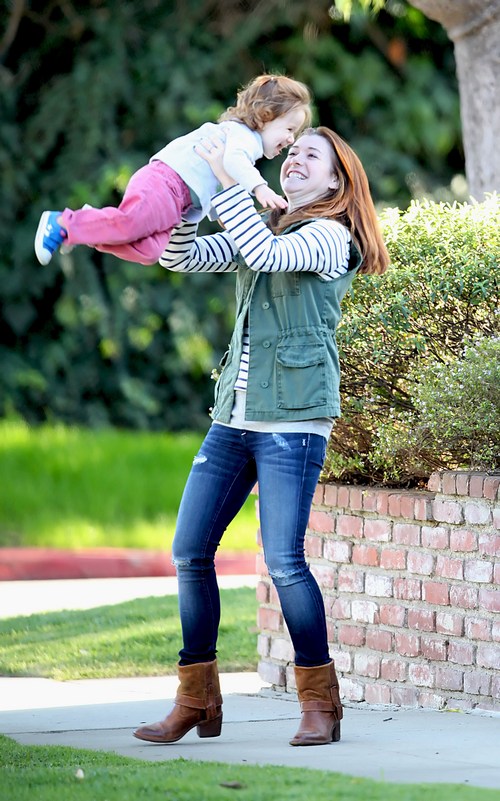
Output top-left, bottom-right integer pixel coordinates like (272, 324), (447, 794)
(160, 184), (351, 393)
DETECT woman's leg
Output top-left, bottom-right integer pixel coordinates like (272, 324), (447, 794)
(252, 431), (330, 667)
(172, 424), (257, 664)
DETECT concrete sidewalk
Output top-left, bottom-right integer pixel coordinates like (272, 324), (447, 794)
(1, 577), (499, 789)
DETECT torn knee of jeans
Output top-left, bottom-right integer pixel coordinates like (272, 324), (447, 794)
(193, 453), (207, 465)
(272, 433), (291, 450)
(172, 557), (192, 569)
(268, 566), (303, 586)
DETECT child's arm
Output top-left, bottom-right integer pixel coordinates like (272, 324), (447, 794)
(218, 124), (287, 209)
(253, 183), (288, 210)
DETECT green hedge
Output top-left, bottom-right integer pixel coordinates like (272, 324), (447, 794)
(324, 194), (500, 485)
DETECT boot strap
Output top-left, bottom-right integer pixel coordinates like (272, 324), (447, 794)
(176, 690), (222, 719)
(301, 699), (336, 713)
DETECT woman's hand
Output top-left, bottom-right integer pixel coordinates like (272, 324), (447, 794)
(194, 136), (236, 190)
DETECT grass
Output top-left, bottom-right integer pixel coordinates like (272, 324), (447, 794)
(1, 735), (498, 801)
(0, 588), (258, 680)
(0, 419), (258, 551)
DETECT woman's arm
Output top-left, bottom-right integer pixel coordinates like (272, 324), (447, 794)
(159, 220), (239, 274)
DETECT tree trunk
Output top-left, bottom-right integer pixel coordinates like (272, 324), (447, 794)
(409, 0), (500, 199)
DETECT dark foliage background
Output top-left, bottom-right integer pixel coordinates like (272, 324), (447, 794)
(0, 0), (462, 431)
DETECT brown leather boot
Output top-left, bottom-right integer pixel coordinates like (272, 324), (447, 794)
(133, 659), (222, 743)
(289, 660), (343, 746)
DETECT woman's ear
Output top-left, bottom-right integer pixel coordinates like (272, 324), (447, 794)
(329, 174), (340, 191)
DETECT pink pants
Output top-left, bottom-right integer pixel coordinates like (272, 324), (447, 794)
(60, 161), (192, 265)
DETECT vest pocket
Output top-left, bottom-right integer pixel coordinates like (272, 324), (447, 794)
(276, 343), (327, 409)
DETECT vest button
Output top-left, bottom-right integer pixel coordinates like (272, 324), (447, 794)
(262, 340), (271, 348)
(262, 301), (270, 309)
(260, 380), (269, 388)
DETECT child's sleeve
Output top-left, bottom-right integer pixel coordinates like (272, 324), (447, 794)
(221, 125), (267, 195)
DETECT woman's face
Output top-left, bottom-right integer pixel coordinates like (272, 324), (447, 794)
(280, 133), (339, 209)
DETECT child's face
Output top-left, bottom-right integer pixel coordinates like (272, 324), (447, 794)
(260, 107), (308, 159)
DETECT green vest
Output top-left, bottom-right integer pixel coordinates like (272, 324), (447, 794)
(211, 222), (362, 424)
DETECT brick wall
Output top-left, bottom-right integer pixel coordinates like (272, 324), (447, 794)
(256, 470), (500, 712)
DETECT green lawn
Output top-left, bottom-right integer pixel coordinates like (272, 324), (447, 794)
(0, 588), (258, 680)
(0, 419), (258, 551)
(1, 735), (497, 801)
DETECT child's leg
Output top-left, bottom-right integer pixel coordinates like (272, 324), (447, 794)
(60, 162), (191, 265)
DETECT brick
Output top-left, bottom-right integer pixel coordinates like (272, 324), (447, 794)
(408, 609), (436, 631)
(323, 539), (352, 563)
(256, 580), (270, 604)
(464, 559), (493, 583)
(393, 523), (420, 546)
(337, 486), (350, 508)
(407, 550), (434, 575)
(432, 499), (464, 524)
(469, 474), (486, 498)
(323, 484), (338, 506)
(391, 686), (418, 707)
(330, 649), (351, 673)
(479, 533), (500, 557)
(341, 678), (364, 701)
(388, 493), (402, 517)
(409, 663), (434, 687)
(464, 502), (491, 525)
(436, 611), (464, 636)
(421, 636), (447, 661)
(381, 658), (407, 682)
(435, 666), (463, 691)
(305, 535), (323, 559)
(427, 472), (441, 492)
(465, 617), (492, 641)
(337, 514), (363, 538)
(400, 494), (419, 520)
(354, 653), (380, 678)
(365, 683), (391, 704)
(258, 660), (286, 688)
(257, 633), (270, 657)
(379, 603), (406, 627)
(256, 552), (268, 575)
(338, 624), (366, 646)
(327, 596), (351, 619)
(352, 544), (380, 566)
(448, 641), (474, 665)
(258, 607), (282, 632)
(376, 491), (390, 515)
(308, 510), (334, 533)
(338, 567), (365, 593)
(450, 529), (478, 552)
(310, 564), (336, 589)
(313, 484), (325, 505)
(476, 643), (500, 670)
(492, 620), (500, 642)
(414, 497), (433, 521)
(423, 581), (449, 606)
(361, 490), (378, 512)
(350, 488), (363, 511)
(395, 632), (420, 657)
(380, 548), (407, 570)
(419, 692), (446, 709)
(326, 619), (337, 643)
(351, 599), (379, 624)
(449, 585), (478, 609)
(270, 637), (294, 661)
(364, 518), (392, 542)
(442, 472), (457, 494)
(492, 675), (500, 700)
(365, 574), (393, 598)
(455, 472), (470, 496)
(366, 629), (393, 652)
(394, 578), (421, 601)
(464, 671), (491, 696)
(483, 476), (500, 500)
(421, 525), (449, 549)
(436, 555), (464, 580)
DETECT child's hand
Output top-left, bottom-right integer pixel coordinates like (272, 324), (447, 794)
(254, 184), (288, 210)
(195, 136), (235, 189)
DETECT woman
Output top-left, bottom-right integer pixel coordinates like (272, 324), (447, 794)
(133, 127), (389, 747)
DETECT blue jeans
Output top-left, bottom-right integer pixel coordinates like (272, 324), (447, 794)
(172, 423), (330, 667)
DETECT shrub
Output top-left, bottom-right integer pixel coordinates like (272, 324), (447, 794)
(323, 194), (500, 485)
(370, 336), (500, 482)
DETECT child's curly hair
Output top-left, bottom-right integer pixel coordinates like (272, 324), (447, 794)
(219, 74), (312, 131)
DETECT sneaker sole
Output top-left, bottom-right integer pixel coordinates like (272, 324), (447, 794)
(34, 211), (52, 265)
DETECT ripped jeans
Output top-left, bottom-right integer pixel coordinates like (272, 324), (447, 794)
(172, 423), (330, 667)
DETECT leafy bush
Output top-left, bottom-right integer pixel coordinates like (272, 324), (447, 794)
(323, 194), (500, 485)
(370, 336), (500, 482)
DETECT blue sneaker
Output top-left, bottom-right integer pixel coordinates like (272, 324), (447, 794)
(35, 211), (67, 265)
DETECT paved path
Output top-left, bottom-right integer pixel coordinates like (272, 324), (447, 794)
(1, 577), (499, 789)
